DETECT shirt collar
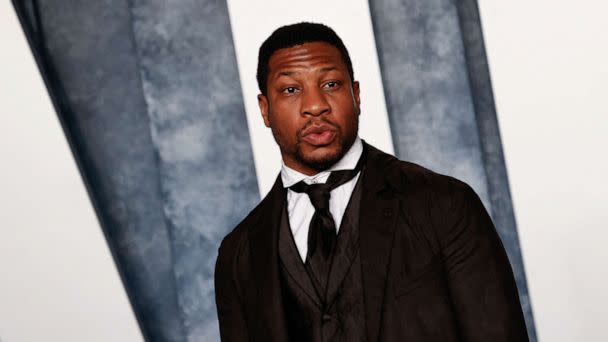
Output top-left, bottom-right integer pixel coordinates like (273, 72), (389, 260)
(281, 136), (363, 188)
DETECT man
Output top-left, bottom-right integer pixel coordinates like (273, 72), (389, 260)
(215, 22), (528, 342)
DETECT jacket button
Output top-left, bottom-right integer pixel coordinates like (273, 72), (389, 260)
(322, 313), (332, 322)
(383, 209), (392, 217)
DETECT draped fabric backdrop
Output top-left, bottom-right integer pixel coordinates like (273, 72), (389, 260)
(13, 0), (536, 340)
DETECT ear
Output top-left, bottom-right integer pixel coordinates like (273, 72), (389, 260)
(352, 81), (361, 115)
(258, 94), (271, 127)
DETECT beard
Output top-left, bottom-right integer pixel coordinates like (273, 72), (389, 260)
(293, 126), (357, 171)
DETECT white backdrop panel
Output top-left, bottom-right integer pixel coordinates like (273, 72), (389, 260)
(479, 1), (608, 341)
(0, 4), (143, 342)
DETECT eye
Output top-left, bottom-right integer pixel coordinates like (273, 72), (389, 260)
(282, 87), (299, 94)
(323, 81), (340, 89)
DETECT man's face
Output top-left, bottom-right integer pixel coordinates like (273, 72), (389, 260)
(258, 41), (360, 176)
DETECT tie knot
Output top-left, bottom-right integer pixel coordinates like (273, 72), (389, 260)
(288, 151), (365, 211)
(305, 184), (331, 210)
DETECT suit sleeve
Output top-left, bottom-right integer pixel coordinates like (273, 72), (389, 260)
(437, 178), (529, 342)
(215, 239), (249, 342)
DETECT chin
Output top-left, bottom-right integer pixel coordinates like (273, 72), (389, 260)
(297, 143), (344, 171)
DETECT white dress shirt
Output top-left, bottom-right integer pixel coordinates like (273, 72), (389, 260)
(280, 136), (363, 261)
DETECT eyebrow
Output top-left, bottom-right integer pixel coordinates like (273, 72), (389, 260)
(278, 71), (298, 77)
(319, 67), (338, 73)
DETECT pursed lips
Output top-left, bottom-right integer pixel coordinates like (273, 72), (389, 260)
(300, 124), (337, 146)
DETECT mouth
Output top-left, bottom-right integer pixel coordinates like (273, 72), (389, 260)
(300, 124), (337, 146)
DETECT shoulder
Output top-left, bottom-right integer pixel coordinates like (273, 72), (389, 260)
(216, 179), (282, 263)
(397, 160), (476, 205)
(217, 198), (264, 257)
(367, 143), (475, 203)
(371, 148), (492, 255)
(367, 144), (484, 235)
(215, 203), (263, 285)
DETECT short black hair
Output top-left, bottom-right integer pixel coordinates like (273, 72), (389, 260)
(256, 22), (354, 95)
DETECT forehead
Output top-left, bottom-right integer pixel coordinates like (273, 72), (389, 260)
(267, 42), (347, 74)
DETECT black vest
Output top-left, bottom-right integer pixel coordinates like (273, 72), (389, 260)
(278, 172), (367, 342)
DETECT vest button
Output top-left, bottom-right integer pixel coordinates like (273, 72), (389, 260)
(322, 313), (332, 322)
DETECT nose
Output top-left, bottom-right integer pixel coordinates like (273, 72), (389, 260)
(301, 87), (330, 117)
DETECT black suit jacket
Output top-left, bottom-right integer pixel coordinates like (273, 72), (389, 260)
(215, 142), (529, 341)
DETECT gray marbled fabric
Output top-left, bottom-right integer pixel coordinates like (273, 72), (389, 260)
(15, 0), (536, 340)
(369, 0), (536, 340)
(18, 0), (186, 340)
(127, 0), (258, 341)
(369, 0), (490, 208)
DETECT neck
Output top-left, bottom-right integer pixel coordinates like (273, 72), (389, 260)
(281, 156), (326, 176)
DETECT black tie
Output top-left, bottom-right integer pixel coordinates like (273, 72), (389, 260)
(288, 153), (364, 296)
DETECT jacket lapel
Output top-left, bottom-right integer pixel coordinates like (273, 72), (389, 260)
(247, 176), (289, 341)
(325, 170), (364, 306)
(358, 142), (401, 342)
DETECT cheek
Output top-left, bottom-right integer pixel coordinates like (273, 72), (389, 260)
(269, 110), (300, 141)
(329, 95), (358, 123)
(329, 90), (356, 109)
